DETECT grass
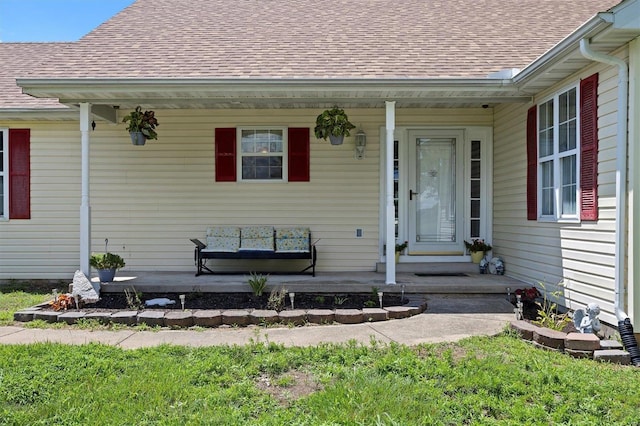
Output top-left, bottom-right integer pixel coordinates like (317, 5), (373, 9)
(0, 283), (52, 326)
(2, 285), (640, 423)
(0, 336), (639, 424)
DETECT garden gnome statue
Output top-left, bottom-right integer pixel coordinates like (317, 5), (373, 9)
(573, 303), (601, 334)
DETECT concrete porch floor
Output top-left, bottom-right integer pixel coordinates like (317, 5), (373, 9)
(94, 270), (526, 295)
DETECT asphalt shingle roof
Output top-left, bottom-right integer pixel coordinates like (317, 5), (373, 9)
(0, 0), (622, 108)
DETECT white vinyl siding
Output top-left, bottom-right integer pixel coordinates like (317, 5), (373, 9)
(493, 56), (625, 326)
(0, 108), (492, 279)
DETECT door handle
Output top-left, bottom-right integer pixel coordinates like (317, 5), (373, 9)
(409, 190), (418, 200)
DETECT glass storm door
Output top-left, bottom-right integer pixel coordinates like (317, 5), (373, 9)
(408, 131), (464, 254)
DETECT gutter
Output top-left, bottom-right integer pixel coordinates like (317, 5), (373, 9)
(579, 38), (629, 321)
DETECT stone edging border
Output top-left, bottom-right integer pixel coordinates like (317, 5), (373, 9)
(14, 296), (428, 328)
(510, 320), (632, 365)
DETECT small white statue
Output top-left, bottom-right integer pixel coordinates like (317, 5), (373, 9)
(144, 298), (176, 307)
(573, 303), (601, 334)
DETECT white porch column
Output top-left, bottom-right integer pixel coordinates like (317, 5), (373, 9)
(385, 101), (396, 285)
(79, 103), (92, 276)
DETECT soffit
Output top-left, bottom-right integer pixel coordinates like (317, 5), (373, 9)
(16, 78), (531, 111)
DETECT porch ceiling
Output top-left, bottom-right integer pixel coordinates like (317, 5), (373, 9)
(17, 78), (532, 114)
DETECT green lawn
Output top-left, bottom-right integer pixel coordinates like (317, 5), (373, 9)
(0, 284), (52, 326)
(0, 336), (639, 425)
(1, 286), (640, 424)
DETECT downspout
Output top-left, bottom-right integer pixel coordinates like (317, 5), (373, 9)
(579, 39), (629, 320)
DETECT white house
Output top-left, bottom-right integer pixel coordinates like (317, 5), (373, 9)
(1, 0), (640, 327)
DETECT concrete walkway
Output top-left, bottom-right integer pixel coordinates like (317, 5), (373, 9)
(0, 295), (516, 349)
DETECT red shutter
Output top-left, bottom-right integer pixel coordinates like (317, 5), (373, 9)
(526, 106), (537, 220)
(580, 73), (599, 221)
(288, 128), (310, 182)
(8, 129), (30, 219)
(215, 128), (236, 182)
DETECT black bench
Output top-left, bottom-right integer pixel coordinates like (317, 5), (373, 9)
(190, 226), (317, 276)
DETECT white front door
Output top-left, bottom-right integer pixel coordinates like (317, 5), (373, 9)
(407, 130), (465, 254)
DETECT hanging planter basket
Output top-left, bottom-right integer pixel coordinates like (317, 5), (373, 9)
(97, 267), (117, 283)
(122, 106), (159, 145)
(314, 106), (355, 145)
(329, 134), (345, 145)
(130, 131), (146, 146)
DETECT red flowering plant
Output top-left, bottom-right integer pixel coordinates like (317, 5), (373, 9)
(464, 238), (492, 253)
(514, 287), (541, 303)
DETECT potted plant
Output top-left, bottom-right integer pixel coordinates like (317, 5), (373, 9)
(314, 106), (356, 145)
(122, 106), (159, 145)
(90, 252), (126, 284)
(395, 241), (408, 263)
(464, 238), (492, 263)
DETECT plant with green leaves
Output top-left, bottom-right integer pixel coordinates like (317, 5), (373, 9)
(314, 106), (356, 142)
(247, 272), (268, 296)
(267, 286), (287, 312)
(89, 252), (125, 270)
(334, 295), (349, 306)
(124, 287), (143, 310)
(533, 281), (572, 331)
(122, 106), (159, 140)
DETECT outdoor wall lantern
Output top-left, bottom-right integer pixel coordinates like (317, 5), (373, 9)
(355, 129), (367, 160)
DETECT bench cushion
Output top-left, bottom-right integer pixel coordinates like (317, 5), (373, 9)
(276, 227), (310, 253)
(203, 226), (240, 252)
(239, 226), (274, 251)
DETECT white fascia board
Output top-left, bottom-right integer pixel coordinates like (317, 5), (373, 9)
(0, 108), (76, 121)
(16, 77), (521, 99)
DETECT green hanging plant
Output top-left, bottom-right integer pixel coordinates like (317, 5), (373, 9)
(122, 106), (159, 140)
(313, 106), (356, 142)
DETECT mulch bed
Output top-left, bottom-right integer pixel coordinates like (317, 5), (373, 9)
(46, 292), (405, 311)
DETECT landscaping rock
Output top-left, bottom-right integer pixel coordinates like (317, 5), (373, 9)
(385, 306), (412, 319)
(404, 297), (428, 313)
(362, 308), (388, 322)
(222, 309), (251, 326)
(593, 349), (631, 365)
(110, 311), (138, 325)
(306, 309), (335, 324)
(533, 328), (566, 350)
(84, 312), (112, 324)
(137, 311), (166, 327)
(13, 310), (40, 322)
(600, 339), (624, 350)
(165, 311), (194, 328)
(249, 310), (279, 325)
(72, 270), (99, 304)
(510, 320), (541, 340)
(34, 311), (60, 323)
(565, 332), (600, 351)
(58, 311), (86, 325)
(335, 309), (364, 324)
(278, 310), (306, 326)
(192, 310), (222, 327)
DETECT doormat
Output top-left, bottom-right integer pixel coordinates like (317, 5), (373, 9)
(415, 273), (468, 277)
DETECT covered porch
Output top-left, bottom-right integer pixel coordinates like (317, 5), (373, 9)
(93, 269), (524, 295)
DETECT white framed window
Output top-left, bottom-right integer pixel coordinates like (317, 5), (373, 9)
(238, 128), (287, 181)
(538, 86), (579, 221)
(0, 129), (7, 219)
